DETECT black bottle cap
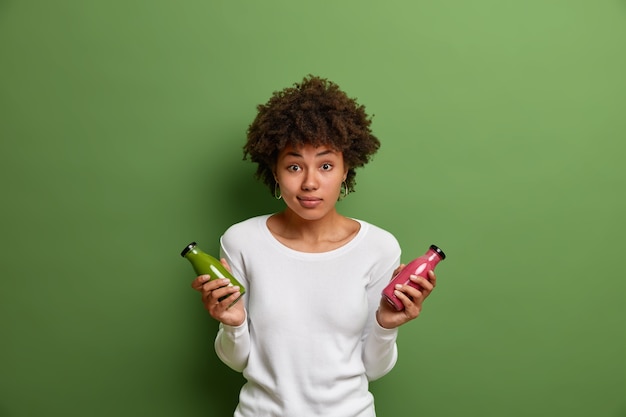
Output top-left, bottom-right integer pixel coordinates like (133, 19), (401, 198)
(430, 244), (446, 260)
(180, 242), (197, 257)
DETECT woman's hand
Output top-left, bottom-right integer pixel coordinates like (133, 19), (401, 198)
(376, 264), (437, 329)
(190, 258), (246, 327)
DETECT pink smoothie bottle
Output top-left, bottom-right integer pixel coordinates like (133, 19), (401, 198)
(382, 244), (446, 311)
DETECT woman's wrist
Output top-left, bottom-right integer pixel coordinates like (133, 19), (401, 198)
(376, 308), (394, 329)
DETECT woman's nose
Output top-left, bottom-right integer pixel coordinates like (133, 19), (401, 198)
(301, 170), (319, 190)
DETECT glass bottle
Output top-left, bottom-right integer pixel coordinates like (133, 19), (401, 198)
(181, 242), (245, 305)
(382, 244), (446, 311)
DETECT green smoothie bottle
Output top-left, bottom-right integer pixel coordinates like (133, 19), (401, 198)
(181, 242), (245, 305)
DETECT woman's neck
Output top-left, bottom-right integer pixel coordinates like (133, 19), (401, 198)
(267, 209), (360, 253)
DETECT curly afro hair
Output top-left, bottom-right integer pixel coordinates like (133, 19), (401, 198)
(243, 75), (381, 195)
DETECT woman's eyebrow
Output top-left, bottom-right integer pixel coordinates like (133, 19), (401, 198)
(316, 150), (336, 157)
(283, 149), (338, 158)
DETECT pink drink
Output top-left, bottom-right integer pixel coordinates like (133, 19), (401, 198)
(382, 245), (446, 311)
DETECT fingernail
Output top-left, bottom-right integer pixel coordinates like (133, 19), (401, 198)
(395, 284), (403, 290)
(394, 290), (402, 296)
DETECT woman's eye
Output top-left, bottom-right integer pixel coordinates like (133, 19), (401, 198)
(321, 163), (332, 171)
(288, 165), (301, 172)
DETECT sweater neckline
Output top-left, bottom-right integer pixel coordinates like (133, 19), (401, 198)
(258, 214), (368, 260)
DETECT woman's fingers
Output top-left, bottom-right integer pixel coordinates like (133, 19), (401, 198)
(378, 271), (439, 328)
(192, 276), (229, 292)
(190, 271), (246, 326)
(398, 274), (435, 303)
(220, 258), (233, 274)
(391, 264), (405, 279)
(210, 289), (241, 311)
(202, 279), (239, 305)
(191, 275), (210, 291)
(427, 270), (437, 288)
(396, 282), (422, 303)
(209, 282), (240, 301)
(410, 274), (434, 295)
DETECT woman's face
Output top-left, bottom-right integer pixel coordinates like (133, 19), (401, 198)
(274, 143), (347, 221)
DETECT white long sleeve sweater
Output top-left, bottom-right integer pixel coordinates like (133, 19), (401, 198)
(215, 215), (401, 417)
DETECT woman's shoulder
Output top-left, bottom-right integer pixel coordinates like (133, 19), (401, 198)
(221, 214), (271, 244)
(355, 219), (401, 253)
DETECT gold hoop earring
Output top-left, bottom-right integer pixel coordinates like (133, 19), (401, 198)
(274, 182), (282, 200)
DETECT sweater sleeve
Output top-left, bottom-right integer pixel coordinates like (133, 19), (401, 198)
(214, 314), (250, 372)
(362, 254), (400, 381)
(212, 234), (251, 372)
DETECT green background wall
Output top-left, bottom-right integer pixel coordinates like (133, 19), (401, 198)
(1, 1), (624, 416)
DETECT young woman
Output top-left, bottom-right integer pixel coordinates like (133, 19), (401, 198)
(191, 75), (437, 417)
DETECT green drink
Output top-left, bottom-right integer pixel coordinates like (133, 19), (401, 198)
(181, 242), (245, 305)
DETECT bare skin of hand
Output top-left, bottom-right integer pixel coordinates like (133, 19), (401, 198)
(376, 265), (437, 329)
(190, 258), (246, 327)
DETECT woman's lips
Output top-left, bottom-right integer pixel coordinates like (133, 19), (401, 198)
(297, 196), (322, 208)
